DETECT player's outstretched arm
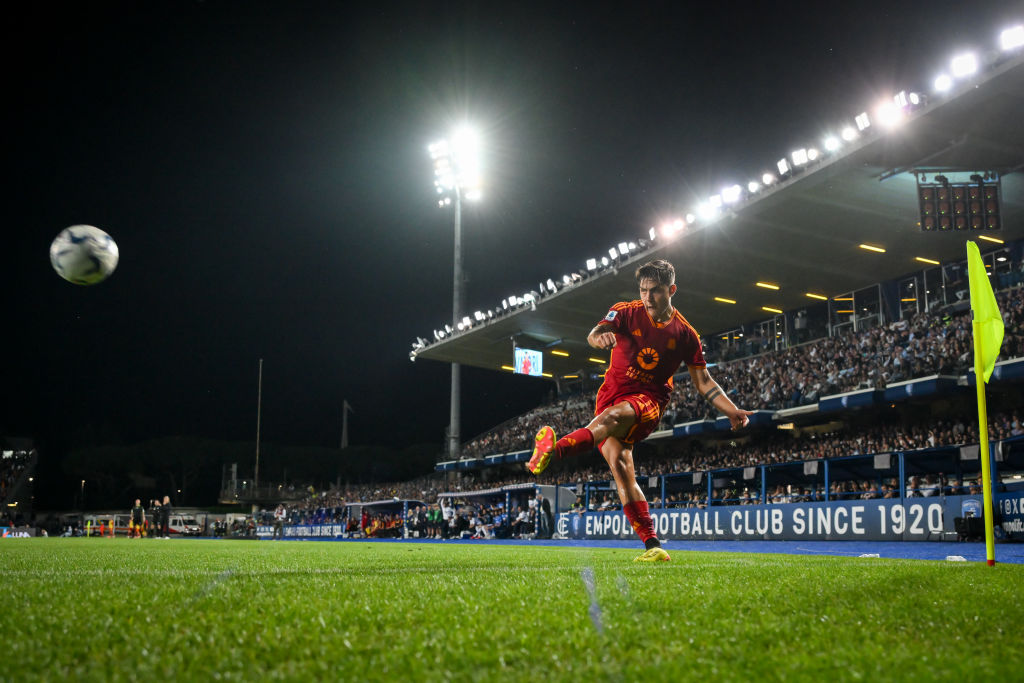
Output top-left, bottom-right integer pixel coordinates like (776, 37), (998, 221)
(587, 323), (617, 350)
(687, 365), (754, 430)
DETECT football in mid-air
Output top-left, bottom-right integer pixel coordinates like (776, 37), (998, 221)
(49, 225), (119, 285)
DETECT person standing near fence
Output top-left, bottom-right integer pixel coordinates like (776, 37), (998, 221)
(273, 504), (286, 540)
(160, 495), (172, 538)
(527, 259), (753, 561)
(130, 499), (145, 538)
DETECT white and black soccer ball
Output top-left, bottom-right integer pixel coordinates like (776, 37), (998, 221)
(49, 225), (119, 285)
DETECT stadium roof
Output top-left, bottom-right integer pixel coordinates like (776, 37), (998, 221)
(414, 52), (1024, 380)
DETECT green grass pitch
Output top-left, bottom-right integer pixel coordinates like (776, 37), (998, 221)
(1, 539), (1022, 681)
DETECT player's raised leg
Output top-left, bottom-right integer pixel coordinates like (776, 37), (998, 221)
(526, 402), (636, 475)
(600, 435), (669, 562)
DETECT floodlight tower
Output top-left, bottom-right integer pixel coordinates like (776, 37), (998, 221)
(429, 128), (483, 461)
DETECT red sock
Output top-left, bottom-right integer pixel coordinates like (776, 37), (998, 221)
(554, 428), (594, 459)
(623, 500), (658, 546)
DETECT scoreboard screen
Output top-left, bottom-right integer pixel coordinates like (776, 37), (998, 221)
(513, 348), (543, 376)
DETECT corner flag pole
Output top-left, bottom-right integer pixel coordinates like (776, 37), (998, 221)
(971, 323), (996, 566)
(966, 240), (1004, 567)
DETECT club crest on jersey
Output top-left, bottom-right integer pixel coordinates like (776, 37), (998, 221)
(667, 338), (677, 350)
(604, 310), (617, 321)
(637, 347), (660, 370)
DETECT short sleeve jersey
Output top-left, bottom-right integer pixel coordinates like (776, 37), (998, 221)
(596, 301), (706, 405)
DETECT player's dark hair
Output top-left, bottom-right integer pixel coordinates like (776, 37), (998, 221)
(635, 259), (675, 286)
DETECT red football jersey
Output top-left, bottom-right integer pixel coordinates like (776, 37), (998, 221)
(595, 300), (706, 405)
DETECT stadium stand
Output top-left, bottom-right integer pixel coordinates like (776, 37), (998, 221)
(456, 284), (1023, 460)
(0, 438), (37, 525)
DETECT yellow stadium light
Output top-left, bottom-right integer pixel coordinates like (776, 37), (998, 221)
(833, 297), (853, 301)
(901, 298), (917, 302)
(915, 256), (940, 265)
(805, 293), (828, 301)
(978, 235), (1004, 244)
(501, 365), (514, 372)
(836, 310), (855, 314)
(714, 296), (737, 304)
(542, 372), (553, 378)
(859, 243), (886, 253)
(762, 306), (783, 314)
(755, 281), (780, 290)
(588, 357), (606, 364)
(563, 374), (579, 379)
(551, 350), (569, 357)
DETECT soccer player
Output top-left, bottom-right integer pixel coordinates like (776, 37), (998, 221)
(526, 259), (753, 561)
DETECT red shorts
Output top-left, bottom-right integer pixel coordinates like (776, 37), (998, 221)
(594, 390), (663, 446)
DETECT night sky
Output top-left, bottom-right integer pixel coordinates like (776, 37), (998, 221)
(6, 2), (1023, 475)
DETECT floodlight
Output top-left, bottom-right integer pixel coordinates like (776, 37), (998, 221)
(806, 148), (819, 161)
(840, 126), (857, 142)
(908, 92), (921, 106)
(562, 274), (571, 285)
(747, 181), (760, 193)
(649, 227), (657, 240)
(445, 324), (453, 333)
(792, 148), (808, 166)
(628, 241), (637, 251)
(950, 53), (977, 78)
(601, 256), (610, 266)
(609, 247), (618, 259)
(1001, 25), (1024, 51)
(823, 136), (840, 152)
(777, 158), (790, 175)
(696, 202), (717, 220)
(474, 311), (484, 321)
(464, 189), (482, 201)
(462, 315), (471, 327)
(618, 242), (629, 254)
(685, 213), (696, 224)
(876, 102), (903, 128)
(546, 278), (556, 291)
(893, 91), (909, 108)
(761, 172), (775, 186)
(722, 184), (742, 204)
(659, 222), (673, 239)
(457, 321), (465, 331)
(709, 194), (722, 208)
(933, 73), (953, 92)
(586, 258), (597, 271)
(855, 112), (870, 130)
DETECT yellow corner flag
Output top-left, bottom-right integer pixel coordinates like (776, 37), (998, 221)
(966, 241), (1005, 384)
(966, 240), (1005, 566)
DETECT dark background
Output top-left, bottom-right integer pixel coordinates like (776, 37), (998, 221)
(5, 1), (1022, 507)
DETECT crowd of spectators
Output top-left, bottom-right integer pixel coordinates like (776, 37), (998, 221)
(268, 406), (1021, 524)
(0, 448), (34, 504)
(459, 287), (1024, 458)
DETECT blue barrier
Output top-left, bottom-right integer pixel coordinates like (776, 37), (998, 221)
(883, 375), (960, 402)
(818, 388), (882, 413)
(558, 493), (1024, 542)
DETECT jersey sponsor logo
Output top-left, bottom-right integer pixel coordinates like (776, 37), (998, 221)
(667, 338), (676, 350)
(604, 310), (617, 321)
(636, 347), (660, 371)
